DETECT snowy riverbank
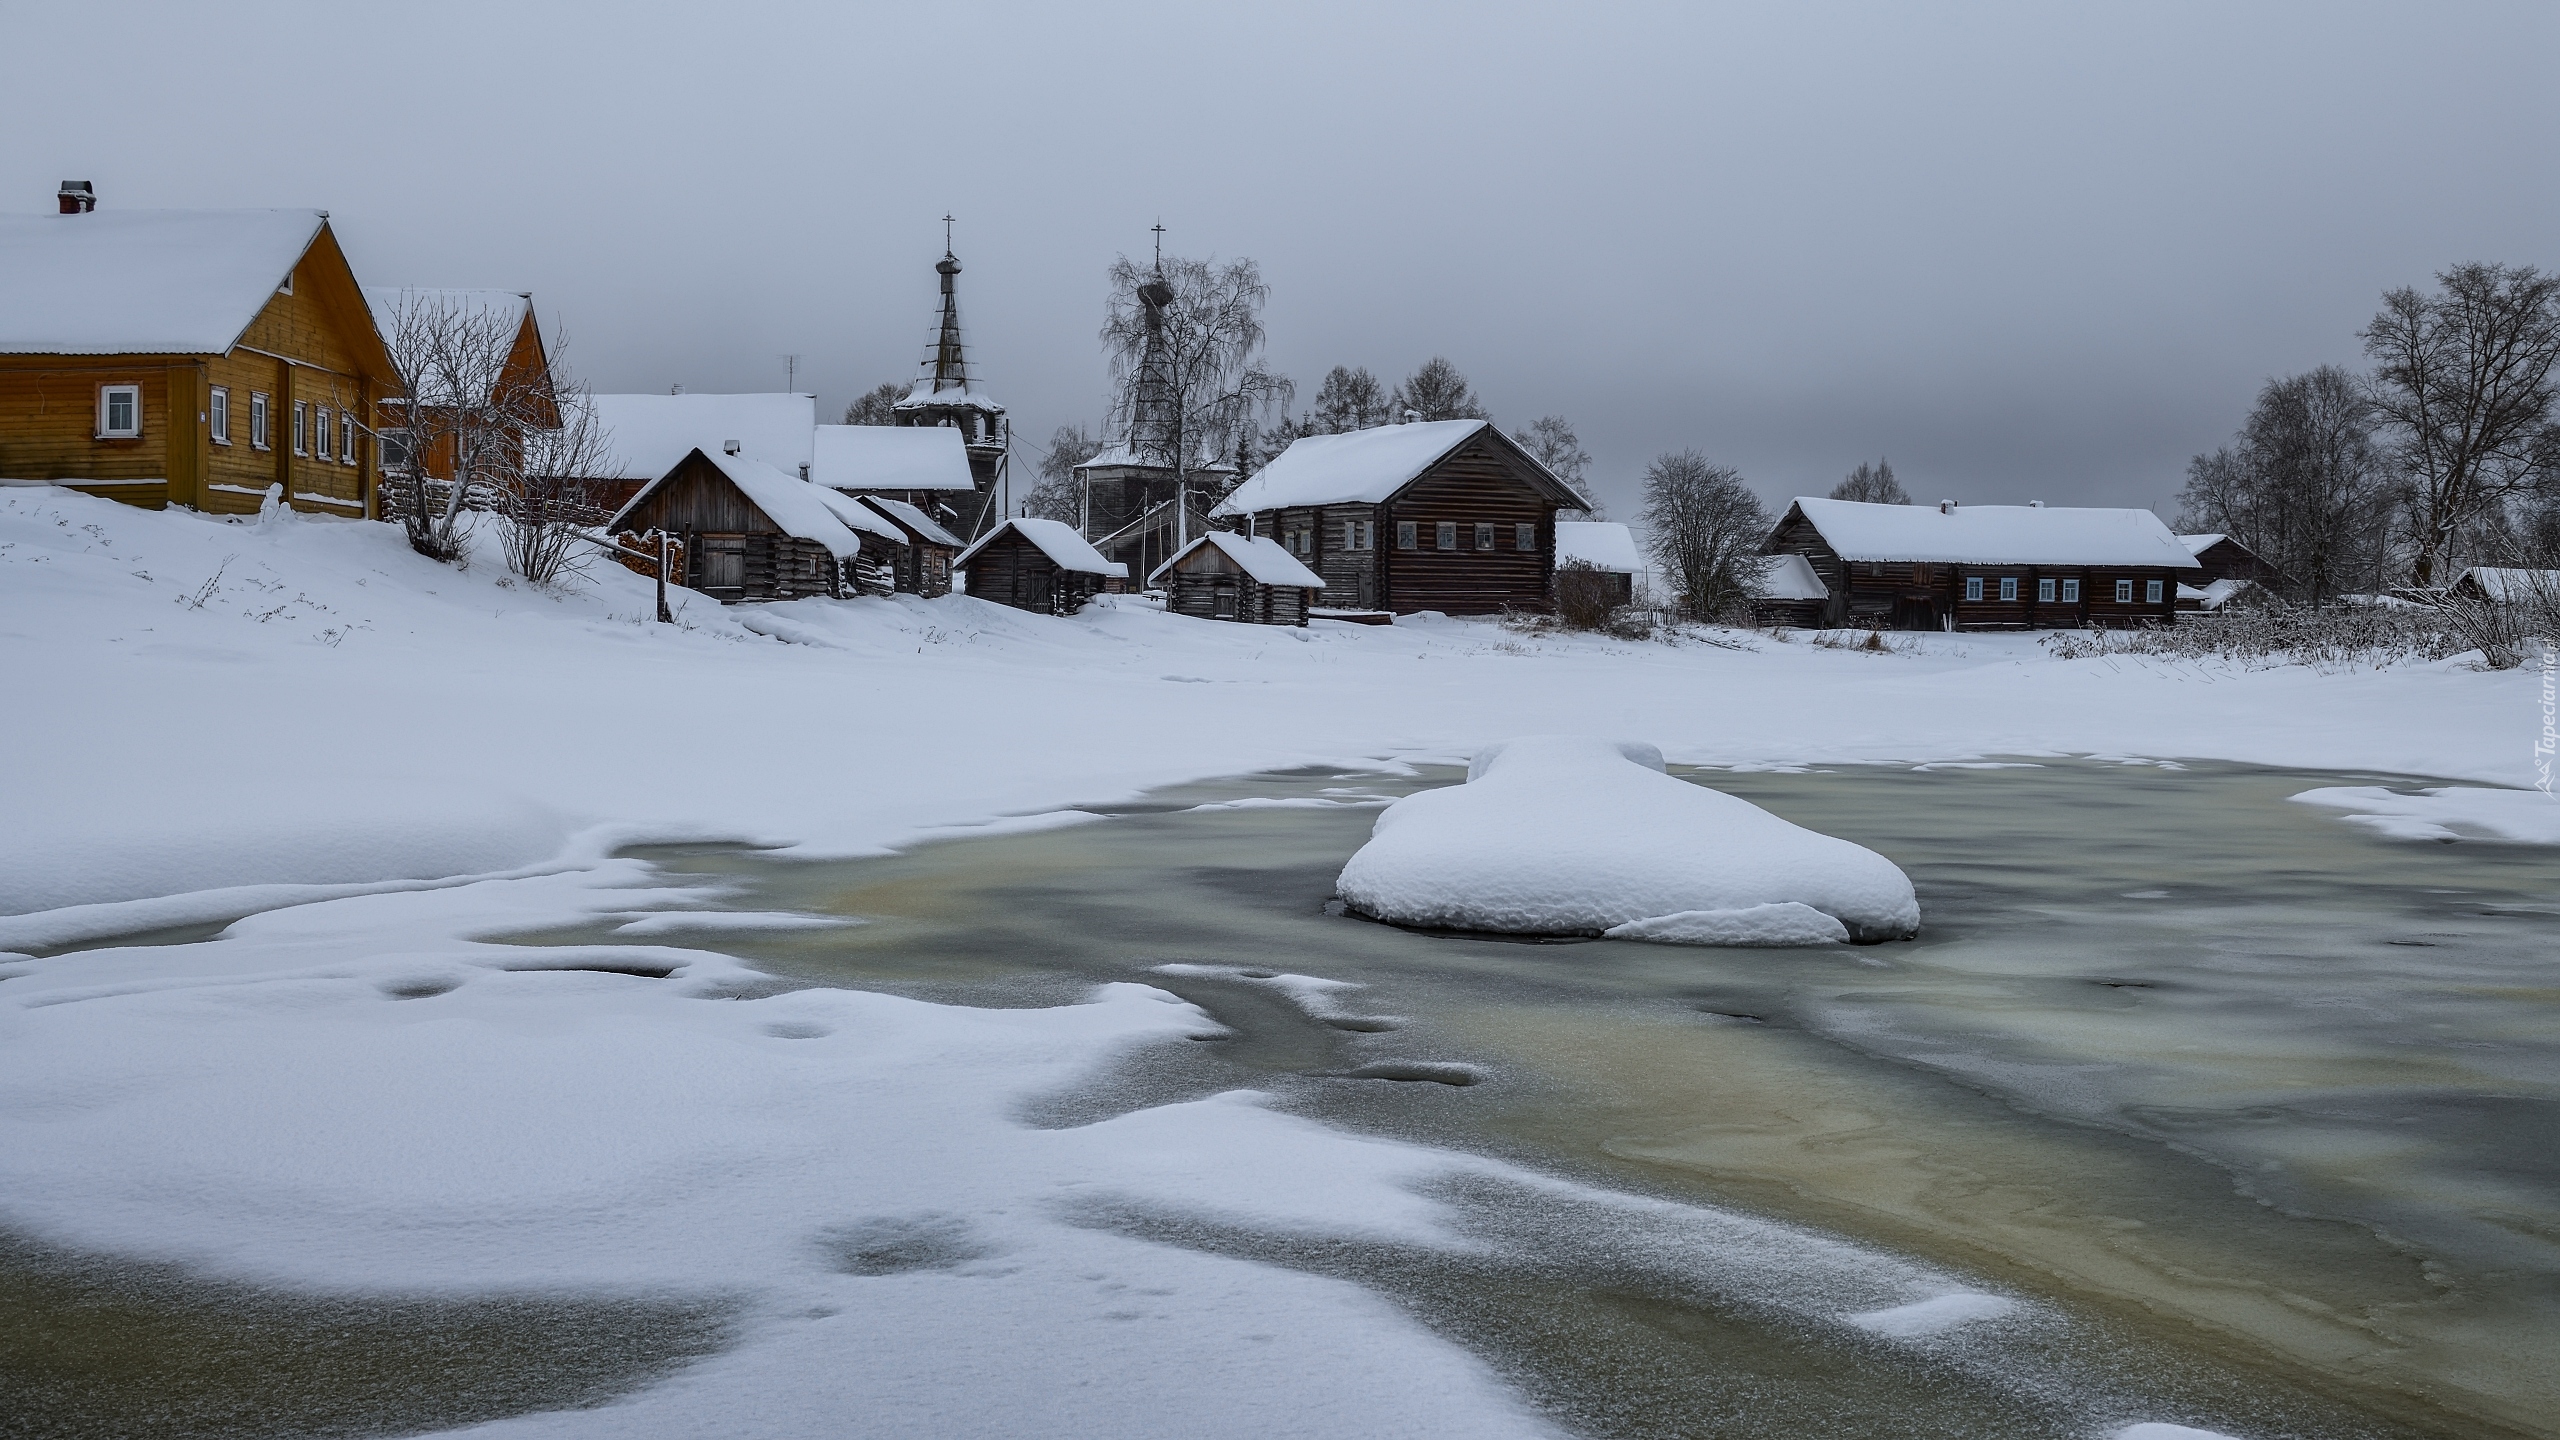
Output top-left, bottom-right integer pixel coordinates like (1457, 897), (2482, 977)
(1, 486), (2542, 1439)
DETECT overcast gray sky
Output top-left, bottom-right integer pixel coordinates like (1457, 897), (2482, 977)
(8, 0), (2554, 516)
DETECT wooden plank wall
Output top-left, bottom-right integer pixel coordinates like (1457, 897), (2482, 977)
(1379, 435), (1553, 615)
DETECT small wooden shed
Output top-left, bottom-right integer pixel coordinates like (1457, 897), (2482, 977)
(848, 493), (964, 596)
(2178, 533), (2290, 593)
(1553, 520), (1642, 608)
(608, 445), (903, 603)
(956, 516), (1128, 615)
(1149, 531), (1326, 625)
(1750, 552), (1831, 627)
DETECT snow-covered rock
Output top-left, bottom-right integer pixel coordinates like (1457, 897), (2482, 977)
(1335, 735), (1920, 944)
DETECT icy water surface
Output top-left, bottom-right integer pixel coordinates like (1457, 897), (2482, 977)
(631, 757), (2560, 1440)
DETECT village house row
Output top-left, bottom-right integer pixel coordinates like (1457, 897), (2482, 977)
(3, 184), (2275, 628)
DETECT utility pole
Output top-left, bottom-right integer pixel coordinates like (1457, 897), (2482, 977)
(781, 354), (801, 393)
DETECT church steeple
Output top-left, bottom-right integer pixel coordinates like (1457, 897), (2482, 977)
(890, 217), (1008, 537)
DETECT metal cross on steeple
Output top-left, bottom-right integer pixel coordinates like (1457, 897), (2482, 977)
(1151, 222), (1165, 273)
(943, 213), (956, 255)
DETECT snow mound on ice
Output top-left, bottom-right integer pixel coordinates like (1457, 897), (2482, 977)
(1605, 903), (1849, 946)
(2289, 785), (2560, 845)
(2114, 1425), (2251, 1440)
(1336, 735), (1920, 943)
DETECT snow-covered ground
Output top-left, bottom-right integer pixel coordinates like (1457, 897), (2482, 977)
(1, 487), (2546, 1438)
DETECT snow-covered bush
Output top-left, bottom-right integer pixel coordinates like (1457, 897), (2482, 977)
(2038, 601), (2468, 669)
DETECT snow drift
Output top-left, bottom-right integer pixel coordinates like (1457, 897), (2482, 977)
(1336, 736), (1920, 944)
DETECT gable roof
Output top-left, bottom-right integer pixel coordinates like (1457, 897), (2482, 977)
(0, 208), (366, 358)
(853, 493), (966, 548)
(362, 287), (550, 411)
(1555, 520), (1642, 573)
(954, 517), (1128, 578)
(2453, 566), (2560, 602)
(1781, 497), (2201, 569)
(811, 424), (977, 493)
(2178, 532), (2225, 556)
(1212, 419), (1582, 515)
(1146, 531), (1327, 588)
(608, 446), (878, 559)
(1753, 552), (1830, 601)
(809, 484), (909, 546)
(588, 393), (816, 480)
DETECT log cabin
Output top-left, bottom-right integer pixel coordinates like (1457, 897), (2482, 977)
(2178, 533), (2290, 593)
(1750, 553), (1832, 627)
(849, 494), (964, 597)
(0, 189), (398, 517)
(608, 444), (905, 603)
(956, 517), (1128, 615)
(810, 424), (979, 539)
(578, 392), (817, 515)
(1149, 531), (1326, 626)
(1762, 497), (2199, 630)
(1553, 520), (1642, 608)
(363, 288), (557, 515)
(1212, 419), (1584, 615)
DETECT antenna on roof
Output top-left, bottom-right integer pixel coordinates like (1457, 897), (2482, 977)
(781, 354), (800, 392)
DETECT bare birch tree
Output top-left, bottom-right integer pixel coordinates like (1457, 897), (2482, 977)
(842, 381), (905, 425)
(1308, 366), (1391, 432)
(372, 291), (555, 564)
(1022, 424), (1100, 523)
(1099, 253), (1293, 512)
(1514, 415), (1598, 513)
(1639, 450), (1771, 621)
(2176, 366), (2397, 601)
(504, 379), (613, 587)
(2362, 262), (2560, 585)
(1390, 356), (1488, 422)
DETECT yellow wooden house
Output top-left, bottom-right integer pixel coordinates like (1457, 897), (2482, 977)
(0, 186), (400, 517)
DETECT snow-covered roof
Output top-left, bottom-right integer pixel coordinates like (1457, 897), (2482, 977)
(2454, 566), (2560, 602)
(1146, 531), (1327, 589)
(1786, 497), (2201, 569)
(954, 517), (1128, 578)
(0, 209), (326, 355)
(2178, 533), (2226, 556)
(809, 484), (908, 546)
(853, 494), (966, 548)
(1214, 420), (1503, 514)
(1555, 521), (1642, 573)
(1076, 442), (1238, 475)
(608, 446), (874, 560)
(1754, 552), (1830, 601)
(810, 424), (976, 493)
(588, 393), (816, 480)
(2176, 578), (2251, 610)
(894, 379), (1002, 414)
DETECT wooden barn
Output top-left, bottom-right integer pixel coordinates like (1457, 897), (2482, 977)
(608, 444), (904, 603)
(1750, 552), (1832, 627)
(810, 424), (982, 541)
(1553, 520), (1642, 608)
(0, 189), (398, 517)
(956, 517), (1127, 615)
(848, 493), (964, 597)
(2179, 532), (2290, 591)
(1149, 531), (1326, 626)
(1212, 419), (1585, 615)
(1762, 497), (2200, 630)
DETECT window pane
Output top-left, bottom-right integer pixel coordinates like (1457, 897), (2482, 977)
(2116, 579), (2133, 602)
(1436, 521), (1456, 550)
(2062, 579), (2079, 602)
(2038, 578), (2055, 602)
(1999, 577), (2018, 601)
(1397, 521), (1417, 550)
(2147, 579), (2163, 603)
(1515, 523), (1535, 551)
(1964, 577), (1982, 601)
(1474, 522), (1494, 549)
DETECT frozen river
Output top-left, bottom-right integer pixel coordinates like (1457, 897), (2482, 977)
(6, 757), (2553, 1438)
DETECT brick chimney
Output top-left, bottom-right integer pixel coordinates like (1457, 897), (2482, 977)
(57, 181), (95, 214)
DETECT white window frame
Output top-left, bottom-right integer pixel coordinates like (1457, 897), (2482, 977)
(1397, 521), (1418, 550)
(2115, 579), (2134, 603)
(1964, 576), (1984, 601)
(315, 407), (332, 461)
(209, 387), (230, 445)
(2146, 578), (2164, 604)
(293, 401), (309, 456)
(341, 413), (357, 464)
(1515, 522), (1535, 551)
(250, 392), (270, 450)
(1436, 521), (1457, 551)
(2037, 577), (2055, 603)
(2062, 578), (2080, 602)
(97, 383), (142, 439)
(1999, 576), (2019, 602)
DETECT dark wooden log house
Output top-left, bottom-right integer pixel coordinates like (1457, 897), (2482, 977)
(1763, 497), (2200, 630)
(956, 517), (1128, 615)
(608, 445), (904, 604)
(850, 493), (963, 597)
(1149, 530), (1326, 626)
(1212, 419), (1585, 616)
